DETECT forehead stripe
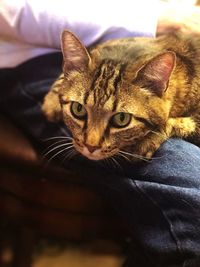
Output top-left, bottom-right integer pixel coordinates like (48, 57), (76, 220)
(94, 60), (120, 107)
(84, 60), (125, 108)
(112, 63), (126, 112)
(84, 61), (105, 105)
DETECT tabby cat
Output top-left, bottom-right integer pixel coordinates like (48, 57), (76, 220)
(42, 30), (200, 162)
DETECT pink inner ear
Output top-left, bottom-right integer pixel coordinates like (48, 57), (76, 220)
(154, 52), (176, 82)
(137, 51), (176, 97)
(61, 30), (91, 73)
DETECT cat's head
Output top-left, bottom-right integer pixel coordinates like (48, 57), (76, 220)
(42, 31), (176, 161)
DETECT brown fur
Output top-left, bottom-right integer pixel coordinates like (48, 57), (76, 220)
(42, 31), (200, 162)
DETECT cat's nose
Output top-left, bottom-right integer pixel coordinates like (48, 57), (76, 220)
(85, 144), (100, 153)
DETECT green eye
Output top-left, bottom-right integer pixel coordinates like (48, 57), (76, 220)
(111, 113), (132, 128)
(70, 101), (87, 120)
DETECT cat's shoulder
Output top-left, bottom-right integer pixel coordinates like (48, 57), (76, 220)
(89, 31), (200, 62)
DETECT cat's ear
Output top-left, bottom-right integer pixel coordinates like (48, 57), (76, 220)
(135, 51), (176, 97)
(61, 30), (91, 73)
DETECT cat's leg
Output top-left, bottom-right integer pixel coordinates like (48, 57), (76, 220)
(136, 116), (196, 159)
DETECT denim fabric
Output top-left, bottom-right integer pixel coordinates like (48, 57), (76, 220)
(106, 140), (200, 267)
(0, 53), (200, 267)
(0, 53), (70, 144)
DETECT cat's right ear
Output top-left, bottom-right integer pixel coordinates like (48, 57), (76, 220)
(61, 30), (91, 73)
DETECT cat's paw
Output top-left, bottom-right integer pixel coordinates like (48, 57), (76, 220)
(166, 117), (196, 138)
(42, 91), (62, 122)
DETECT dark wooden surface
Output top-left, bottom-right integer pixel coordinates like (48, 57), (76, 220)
(0, 158), (126, 240)
(0, 114), (128, 266)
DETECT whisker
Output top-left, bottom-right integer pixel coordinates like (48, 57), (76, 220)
(42, 139), (71, 154)
(42, 136), (73, 142)
(108, 157), (115, 169)
(110, 156), (122, 170)
(46, 145), (74, 165)
(120, 149), (164, 161)
(99, 157), (110, 169)
(118, 152), (131, 162)
(42, 142), (73, 159)
(119, 150), (150, 162)
(113, 157), (121, 169)
(61, 149), (78, 164)
(103, 158), (109, 168)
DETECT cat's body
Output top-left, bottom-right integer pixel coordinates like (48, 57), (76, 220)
(42, 31), (200, 162)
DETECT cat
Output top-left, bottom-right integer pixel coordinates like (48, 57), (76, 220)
(42, 30), (200, 162)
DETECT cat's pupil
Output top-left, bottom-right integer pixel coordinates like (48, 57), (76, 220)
(120, 113), (125, 122)
(77, 104), (82, 112)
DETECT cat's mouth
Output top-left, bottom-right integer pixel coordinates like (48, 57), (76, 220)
(81, 146), (104, 160)
(73, 143), (104, 161)
(74, 141), (118, 161)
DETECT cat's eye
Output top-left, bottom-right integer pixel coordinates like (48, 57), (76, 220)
(111, 113), (132, 128)
(70, 101), (87, 120)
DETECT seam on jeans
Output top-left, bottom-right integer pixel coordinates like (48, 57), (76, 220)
(20, 82), (69, 136)
(131, 179), (184, 257)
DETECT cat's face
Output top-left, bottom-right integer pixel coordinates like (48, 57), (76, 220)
(60, 75), (151, 160)
(43, 31), (175, 161)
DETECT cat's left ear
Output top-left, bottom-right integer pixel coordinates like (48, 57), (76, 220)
(135, 51), (176, 97)
(61, 30), (91, 73)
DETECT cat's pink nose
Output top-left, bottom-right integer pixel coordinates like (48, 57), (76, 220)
(85, 144), (100, 153)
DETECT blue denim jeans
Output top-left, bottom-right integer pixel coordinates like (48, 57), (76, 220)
(1, 53), (200, 267)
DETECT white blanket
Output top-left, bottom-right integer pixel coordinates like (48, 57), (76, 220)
(0, 0), (158, 67)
